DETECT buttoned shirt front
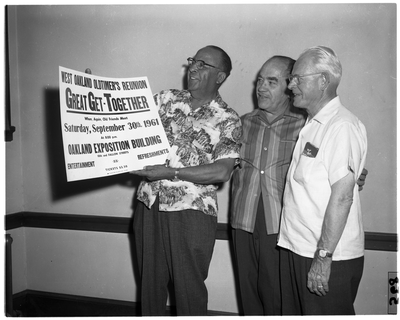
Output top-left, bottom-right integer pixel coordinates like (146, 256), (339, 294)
(137, 89), (242, 217)
(278, 97), (368, 260)
(230, 105), (306, 234)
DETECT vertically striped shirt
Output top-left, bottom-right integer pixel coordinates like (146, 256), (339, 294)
(230, 105), (306, 234)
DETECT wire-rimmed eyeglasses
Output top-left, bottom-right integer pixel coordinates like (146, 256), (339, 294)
(187, 57), (220, 70)
(288, 72), (322, 84)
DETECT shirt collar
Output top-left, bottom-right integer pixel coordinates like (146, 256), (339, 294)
(186, 90), (227, 109)
(247, 103), (306, 121)
(213, 92), (227, 109)
(309, 96), (341, 125)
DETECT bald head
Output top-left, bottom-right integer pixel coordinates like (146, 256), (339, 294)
(205, 45), (232, 77)
(265, 56), (295, 79)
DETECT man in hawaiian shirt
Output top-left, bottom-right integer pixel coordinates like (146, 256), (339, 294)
(130, 45), (242, 316)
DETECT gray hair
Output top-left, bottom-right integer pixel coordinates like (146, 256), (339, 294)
(300, 46), (342, 84)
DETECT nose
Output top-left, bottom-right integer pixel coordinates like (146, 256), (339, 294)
(257, 79), (268, 91)
(188, 64), (199, 74)
(188, 60), (202, 72)
(288, 78), (296, 90)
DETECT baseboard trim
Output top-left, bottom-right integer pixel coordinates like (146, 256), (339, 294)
(12, 289), (237, 316)
(5, 211), (397, 251)
(5, 211), (132, 233)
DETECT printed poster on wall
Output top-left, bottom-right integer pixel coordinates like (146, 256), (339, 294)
(59, 66), (170, 182)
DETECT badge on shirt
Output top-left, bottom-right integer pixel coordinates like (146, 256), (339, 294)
(302, 142), (319, 158)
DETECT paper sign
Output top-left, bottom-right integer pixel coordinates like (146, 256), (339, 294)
(59, 66), (170, 182)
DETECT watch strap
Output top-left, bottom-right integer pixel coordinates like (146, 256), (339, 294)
(318, 249), (333, 258)
(172, 169), (180, 182)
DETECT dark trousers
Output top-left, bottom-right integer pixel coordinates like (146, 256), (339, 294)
(133, 198), (217, 316)
(232, 199), (281, 315)
(280, 248), (364, 315)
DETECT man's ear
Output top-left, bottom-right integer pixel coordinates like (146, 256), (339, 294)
(217, 71), (227, 85)
(320, 72), (330, 90)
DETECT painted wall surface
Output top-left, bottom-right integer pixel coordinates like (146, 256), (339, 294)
(5, 5), (24, 214)
(6, 4), (396, 315)
(7, 227), (399, 314)
(23, 228), (137, 302)
(354, 250), (397, 315)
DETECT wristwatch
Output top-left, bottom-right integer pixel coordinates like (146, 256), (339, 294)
(172, 169), (180, 182)
(318, 249), (333, 258)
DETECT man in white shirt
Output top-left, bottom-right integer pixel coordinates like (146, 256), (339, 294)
(278, 46), (368, 315)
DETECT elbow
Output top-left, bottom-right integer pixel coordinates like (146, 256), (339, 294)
(220, 172), (232, 183)
(338, 194), (354, 209)
(341, 186), (354, 205)
(214, 168), (233, 183)
(210, 159), (235, 183)
(345, 196), (354, 206)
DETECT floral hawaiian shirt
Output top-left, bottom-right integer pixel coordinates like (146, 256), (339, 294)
(136, 89), (242, 217)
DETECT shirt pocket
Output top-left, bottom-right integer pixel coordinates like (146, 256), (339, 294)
(293, 154), (316, 185)
(239, 139), (260, 169)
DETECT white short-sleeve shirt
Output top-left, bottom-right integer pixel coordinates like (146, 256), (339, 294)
(278, 97), (368, 260)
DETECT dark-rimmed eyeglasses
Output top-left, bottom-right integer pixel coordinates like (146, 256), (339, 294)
(187, 57), (220, 70)
(288, 72), (322, 84)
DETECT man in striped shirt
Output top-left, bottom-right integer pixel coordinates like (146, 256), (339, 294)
(230, 55), (306, 315)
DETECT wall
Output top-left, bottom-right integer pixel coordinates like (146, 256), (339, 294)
(6, 4), (396, 314)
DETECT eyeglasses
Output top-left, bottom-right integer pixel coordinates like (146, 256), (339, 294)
(288, 72), (322, 84)
(187, 57), (220, 70)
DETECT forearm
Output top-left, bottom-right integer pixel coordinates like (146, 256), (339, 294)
(307, 172), (356, 296)
(317, 172), (355, 253)
(176, 158), (236, 184)
(131, 158), (236, 185)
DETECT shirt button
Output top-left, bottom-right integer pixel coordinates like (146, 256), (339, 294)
(264, 147), (268, 151)
(261, 170), (265, 174)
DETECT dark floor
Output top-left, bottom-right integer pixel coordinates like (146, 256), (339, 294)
(12, 291), (141, 317)
(10, 290), (235, 317)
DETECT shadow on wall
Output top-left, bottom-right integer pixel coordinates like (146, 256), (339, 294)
(44, 87), (142, 202)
